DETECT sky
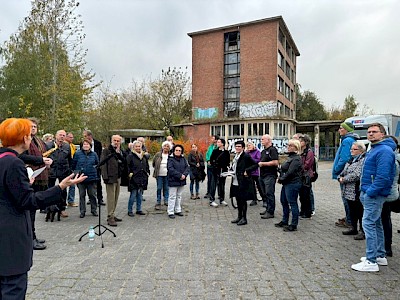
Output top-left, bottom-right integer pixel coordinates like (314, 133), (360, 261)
(1, 0), (400, 114)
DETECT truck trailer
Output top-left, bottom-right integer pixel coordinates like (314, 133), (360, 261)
(345, 114), (400, 143)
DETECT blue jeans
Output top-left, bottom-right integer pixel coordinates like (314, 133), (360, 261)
(67, 184), (75, 203)
(156, 176), (169, 204)
(259, 175), (277, 214)
(190, 179), (200, 195)
(360, 192), (386, 263)
(280, 182), (302, 226)
(310, 188), (315, 211)
(340, 183), (352, 224)
(128, 189), (143, 213)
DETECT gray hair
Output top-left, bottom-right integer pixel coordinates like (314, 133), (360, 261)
(162, 141), (172, 148)
(352, 141), (366, 152)
(132, 140), (142, 147)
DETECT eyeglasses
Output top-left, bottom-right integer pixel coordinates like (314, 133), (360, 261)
(350, 148), (360, 151)
(367, 131), (380, 134)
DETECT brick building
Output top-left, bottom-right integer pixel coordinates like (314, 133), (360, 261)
(179, 16), (300, 153)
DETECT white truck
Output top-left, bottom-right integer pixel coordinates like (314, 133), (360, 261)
(345, 114), (400, 143)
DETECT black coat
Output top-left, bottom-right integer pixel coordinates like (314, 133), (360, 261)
(210, 149), (230, 175)
(126, 151), (150, 191)
(100, 145), (125, 184)
(0, 148), (63, 276)
(47, 142), (72, 179)
(230, 152), (258, 200)
(187, 152), (206, 181)
(278, 152), (302, 185)
(93, 139), (103, 158)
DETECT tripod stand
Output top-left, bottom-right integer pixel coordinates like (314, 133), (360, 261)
(79, 197), (116, 248)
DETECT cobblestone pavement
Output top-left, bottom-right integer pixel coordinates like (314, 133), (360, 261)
(27, 162), (400, 299)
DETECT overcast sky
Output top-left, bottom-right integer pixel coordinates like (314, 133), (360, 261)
(1, 0), (400, 114)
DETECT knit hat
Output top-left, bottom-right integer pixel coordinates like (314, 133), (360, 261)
(340, 122), (354, 132)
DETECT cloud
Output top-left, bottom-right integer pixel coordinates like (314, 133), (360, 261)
(1, 0), (400, 113)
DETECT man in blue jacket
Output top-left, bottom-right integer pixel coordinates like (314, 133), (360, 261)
(332, 122), (359, 227)
(351, 123), (396, 272)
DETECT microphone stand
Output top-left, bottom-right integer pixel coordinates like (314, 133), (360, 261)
(78, 193), (116, 247)
(79, 156), (117, 247)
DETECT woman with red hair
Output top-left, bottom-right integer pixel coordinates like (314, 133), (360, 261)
(0, 118), (86, 299)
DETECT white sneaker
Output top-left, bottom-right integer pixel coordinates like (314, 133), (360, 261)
(360, 256), (387, 266)
(220, 201), (228, 206)
(210, 201), (218, 207)
(351, 260), (379, 272)
(311, 210), (315, 216)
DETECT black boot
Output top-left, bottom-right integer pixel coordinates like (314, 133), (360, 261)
(232, 205), (243, 224)
(342, 228), (358, 235)
(237, 202), (247, 225)
(237, 218), (247, 225)
(386, 243), (393, 257)
(249, 200), (257, 206)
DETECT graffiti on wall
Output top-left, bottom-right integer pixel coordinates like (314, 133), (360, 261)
(194, 107), (218, 120)
(227, 137), (289, 154)
(239, 101), (277, 118)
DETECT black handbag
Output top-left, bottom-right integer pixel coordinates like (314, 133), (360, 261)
(302, 174), (311, 187)
(390, 197), (400, 213)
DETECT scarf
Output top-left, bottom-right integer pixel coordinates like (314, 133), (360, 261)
(133, 150), (144, 160)
(28, 135), (49, 183)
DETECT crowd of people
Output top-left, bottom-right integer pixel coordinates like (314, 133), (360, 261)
(1, 117), (400, 298)
(331, 121), (400, 272)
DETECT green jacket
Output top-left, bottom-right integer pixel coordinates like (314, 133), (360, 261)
(206, 144), (216, 163)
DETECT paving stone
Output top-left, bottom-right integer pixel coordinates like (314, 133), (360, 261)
(24, 162), (400, 299)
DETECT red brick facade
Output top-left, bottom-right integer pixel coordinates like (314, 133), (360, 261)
(182, 17), (299, 151)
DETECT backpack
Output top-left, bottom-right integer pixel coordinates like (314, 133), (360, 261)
(311, 155), (318, 182)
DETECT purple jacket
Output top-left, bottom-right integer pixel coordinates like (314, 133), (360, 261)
(247, 149), (261, 176)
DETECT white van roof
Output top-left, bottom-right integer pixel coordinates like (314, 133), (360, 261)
(345, 115), (389, 127)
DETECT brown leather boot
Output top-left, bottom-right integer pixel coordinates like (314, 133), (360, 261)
(107, 217), (117, 227)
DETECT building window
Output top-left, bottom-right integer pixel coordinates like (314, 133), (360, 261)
(285, 84), (291, 99)
(247, 122), (270, 136)
(224, 64), (240, 75)
(274, 122), (288, 138)
(224, 87), (240, 99)
(277, 101), (285, 116)
(211, 125), (225, 137)
(286, 43), (292, 60)
(278, 51), (284, 69)
(285, 105), (290, 117)
(278, 28), (285, 46)
(285, 62), (291, 79)
(225, 31), (240, 52)
(224, 31), (240, 118)
(229, 123), (244, 137)
(224, 101), (240, 118)
(277, 76), (284, 94)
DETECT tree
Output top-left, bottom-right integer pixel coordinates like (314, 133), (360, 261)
(143, 67), (192, 136)
(83, 67), (192, 141)
(0, 0), (96, 133)
(342, 95), (358, 119)
(295, 85), (328, 121)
